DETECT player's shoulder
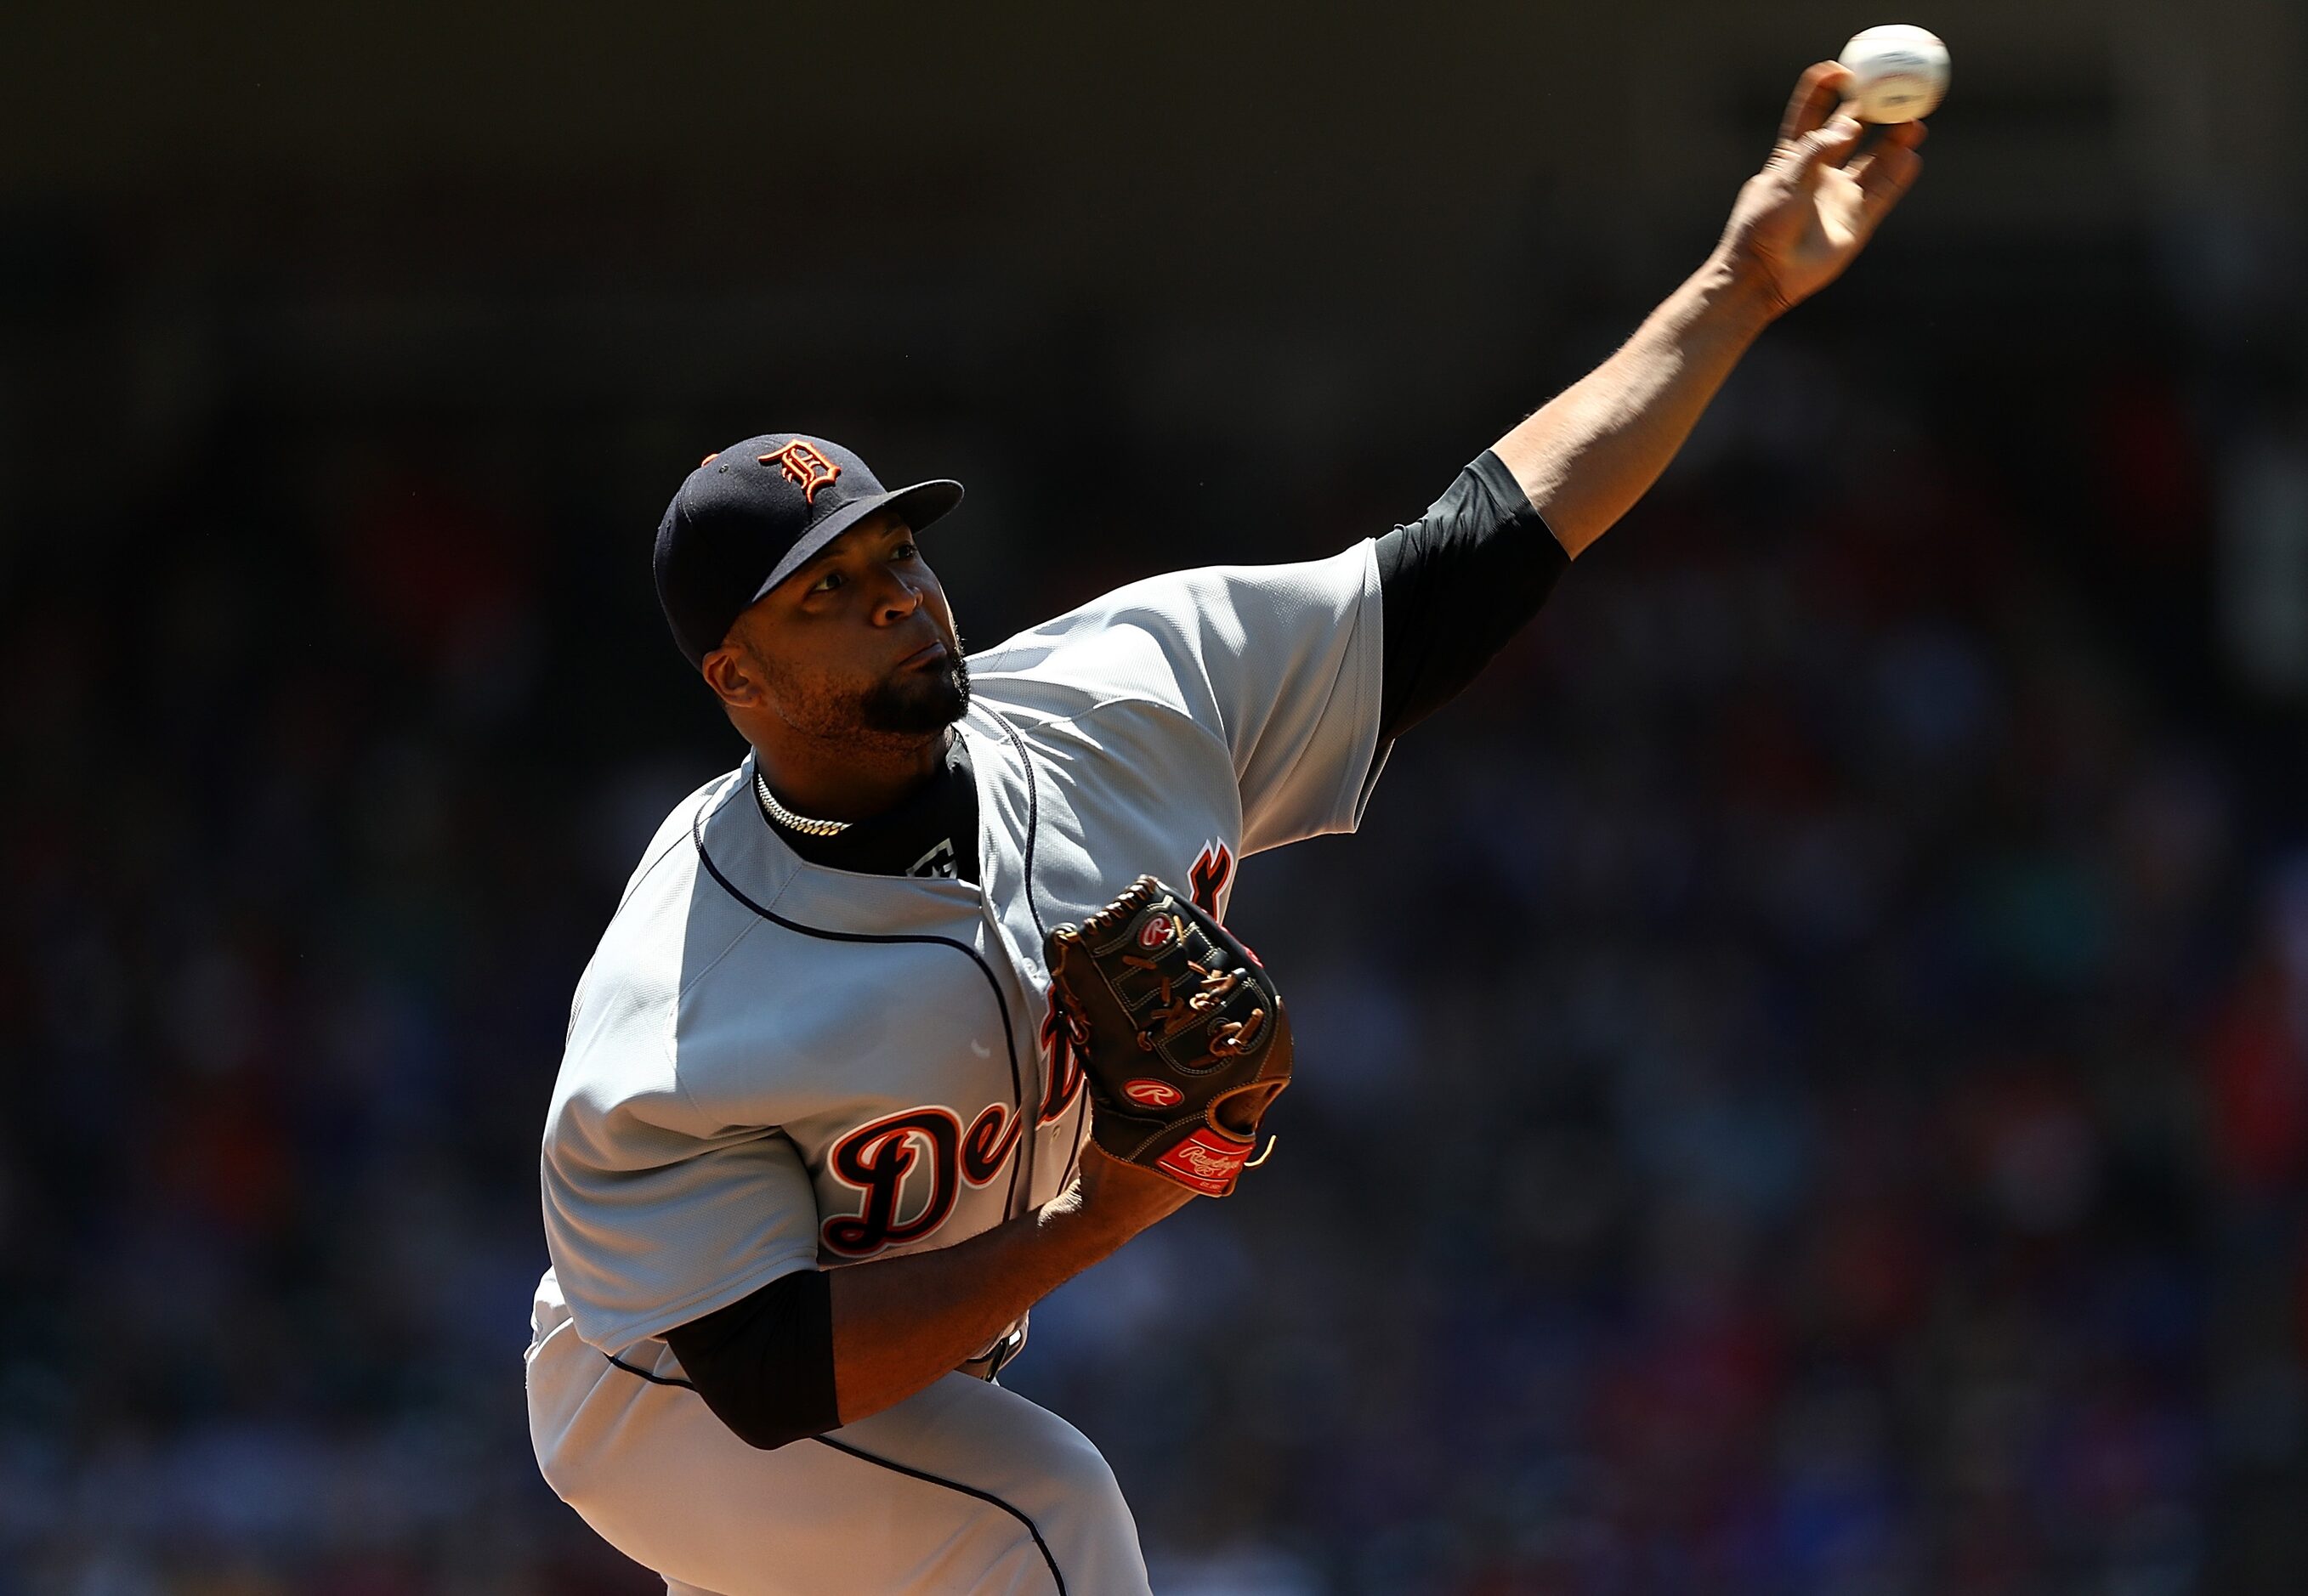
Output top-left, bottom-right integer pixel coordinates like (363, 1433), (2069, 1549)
(967, 567), (1211, 721)
(598, 764), (756, 929)
(563, 766), (757, 1052)
(614, 768), (730, 890)
(968, 546), (1374, 722)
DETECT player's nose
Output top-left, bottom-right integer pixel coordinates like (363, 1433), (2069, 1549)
(865, 563), (928, 625)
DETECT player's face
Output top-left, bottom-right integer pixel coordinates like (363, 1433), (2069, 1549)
(725, 512), (967, 742)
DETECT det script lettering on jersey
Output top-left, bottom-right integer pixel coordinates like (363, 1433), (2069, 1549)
(820, 1104), (1024, 1256)
(817, 844), (1238, 1258)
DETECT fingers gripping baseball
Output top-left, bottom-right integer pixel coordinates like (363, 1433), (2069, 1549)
(1727, 61), (1927, 315)
(1777, 59), (1852, 147)
(1852, 122), (1927, 225)
(1779, 115), (1866, 183)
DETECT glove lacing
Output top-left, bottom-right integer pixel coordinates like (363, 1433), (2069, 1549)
(1124, 948), (1268, 1056)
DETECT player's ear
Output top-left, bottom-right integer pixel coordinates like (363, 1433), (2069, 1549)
(700, 643), (760, 710)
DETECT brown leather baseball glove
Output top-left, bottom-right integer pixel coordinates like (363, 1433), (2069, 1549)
(1045, 875), (1292, 1197)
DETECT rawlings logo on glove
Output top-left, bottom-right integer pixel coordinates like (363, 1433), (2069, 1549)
(1045, 876), (1292, 1197)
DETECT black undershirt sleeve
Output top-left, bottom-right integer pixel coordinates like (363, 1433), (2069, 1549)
(1374, 449), (1570, 744)
(662, 1269), (841, 1450)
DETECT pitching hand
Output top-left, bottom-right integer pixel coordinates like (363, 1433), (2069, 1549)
(1716, 62), (1926, 317)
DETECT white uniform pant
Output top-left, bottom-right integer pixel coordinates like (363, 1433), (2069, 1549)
(525, 1274), (1151, 1595)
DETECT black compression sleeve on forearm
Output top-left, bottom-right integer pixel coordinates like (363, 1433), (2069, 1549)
(662, 1269), (839, 1450)
(1375, 450), (1569, 743)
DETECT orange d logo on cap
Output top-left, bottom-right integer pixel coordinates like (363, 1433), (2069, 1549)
(655, 431), (965, 667)
(762, 439), (842, 504)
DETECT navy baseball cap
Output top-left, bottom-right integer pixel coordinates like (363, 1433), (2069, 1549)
(653, 433), (965, 667)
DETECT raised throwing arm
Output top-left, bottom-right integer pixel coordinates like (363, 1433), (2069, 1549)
(1494, 63), (1926, 557)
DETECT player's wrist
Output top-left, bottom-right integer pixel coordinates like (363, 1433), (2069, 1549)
(1064, 1141), (1198, 1234)
(1697, 245), (1788, 331)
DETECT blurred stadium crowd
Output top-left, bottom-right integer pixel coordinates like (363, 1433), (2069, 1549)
(7, 4), (2308, 1593)
(6, 303), (2306, 1593)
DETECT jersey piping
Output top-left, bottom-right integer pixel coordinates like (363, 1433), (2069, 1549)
(985, 706), (1052, 1203)
(604, 1351), (699, 1391)
(593, 1355), (1067, 1592)
(688, 771), (1037, 1224)
(810, 1434), (1067, 1594)
(990, 708), (1053, 948)
(983, 705), (1076, 1201)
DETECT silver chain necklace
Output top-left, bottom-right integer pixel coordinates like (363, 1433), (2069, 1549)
(754, 770), (852, 838)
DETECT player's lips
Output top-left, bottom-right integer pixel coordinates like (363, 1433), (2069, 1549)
(899, 640), (950, 671)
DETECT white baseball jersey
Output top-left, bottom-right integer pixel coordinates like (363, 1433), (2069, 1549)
(528, 542), (1387, 1593)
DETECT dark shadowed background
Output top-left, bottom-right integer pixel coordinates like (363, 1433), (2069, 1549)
(5, 1), (2307, 1591)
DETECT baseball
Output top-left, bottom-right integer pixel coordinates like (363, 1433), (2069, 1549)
(1837, 24), (1949, 124)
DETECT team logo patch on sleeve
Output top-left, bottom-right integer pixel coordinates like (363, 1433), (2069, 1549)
(760, 439), (842, 503)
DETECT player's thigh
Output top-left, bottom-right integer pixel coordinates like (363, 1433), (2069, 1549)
(530, 1322), (1147, 1596)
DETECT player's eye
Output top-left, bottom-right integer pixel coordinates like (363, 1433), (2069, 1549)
(892, 541), (920, 561)
(810, 569), (846, 594)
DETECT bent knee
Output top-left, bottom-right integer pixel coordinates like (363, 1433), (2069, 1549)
(1051, 1427), (1126, 1508)
(1003, 1437), (1145, 1594)
(530, 1418), (594, 1507)
(1002, 1419), (1134, 1544)
(526, 1360), (604, 1507)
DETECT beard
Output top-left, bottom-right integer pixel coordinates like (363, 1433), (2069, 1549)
(859, 648), (971, 737)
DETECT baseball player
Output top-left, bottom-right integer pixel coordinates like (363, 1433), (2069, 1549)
(526, 65), (1923, 1594)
